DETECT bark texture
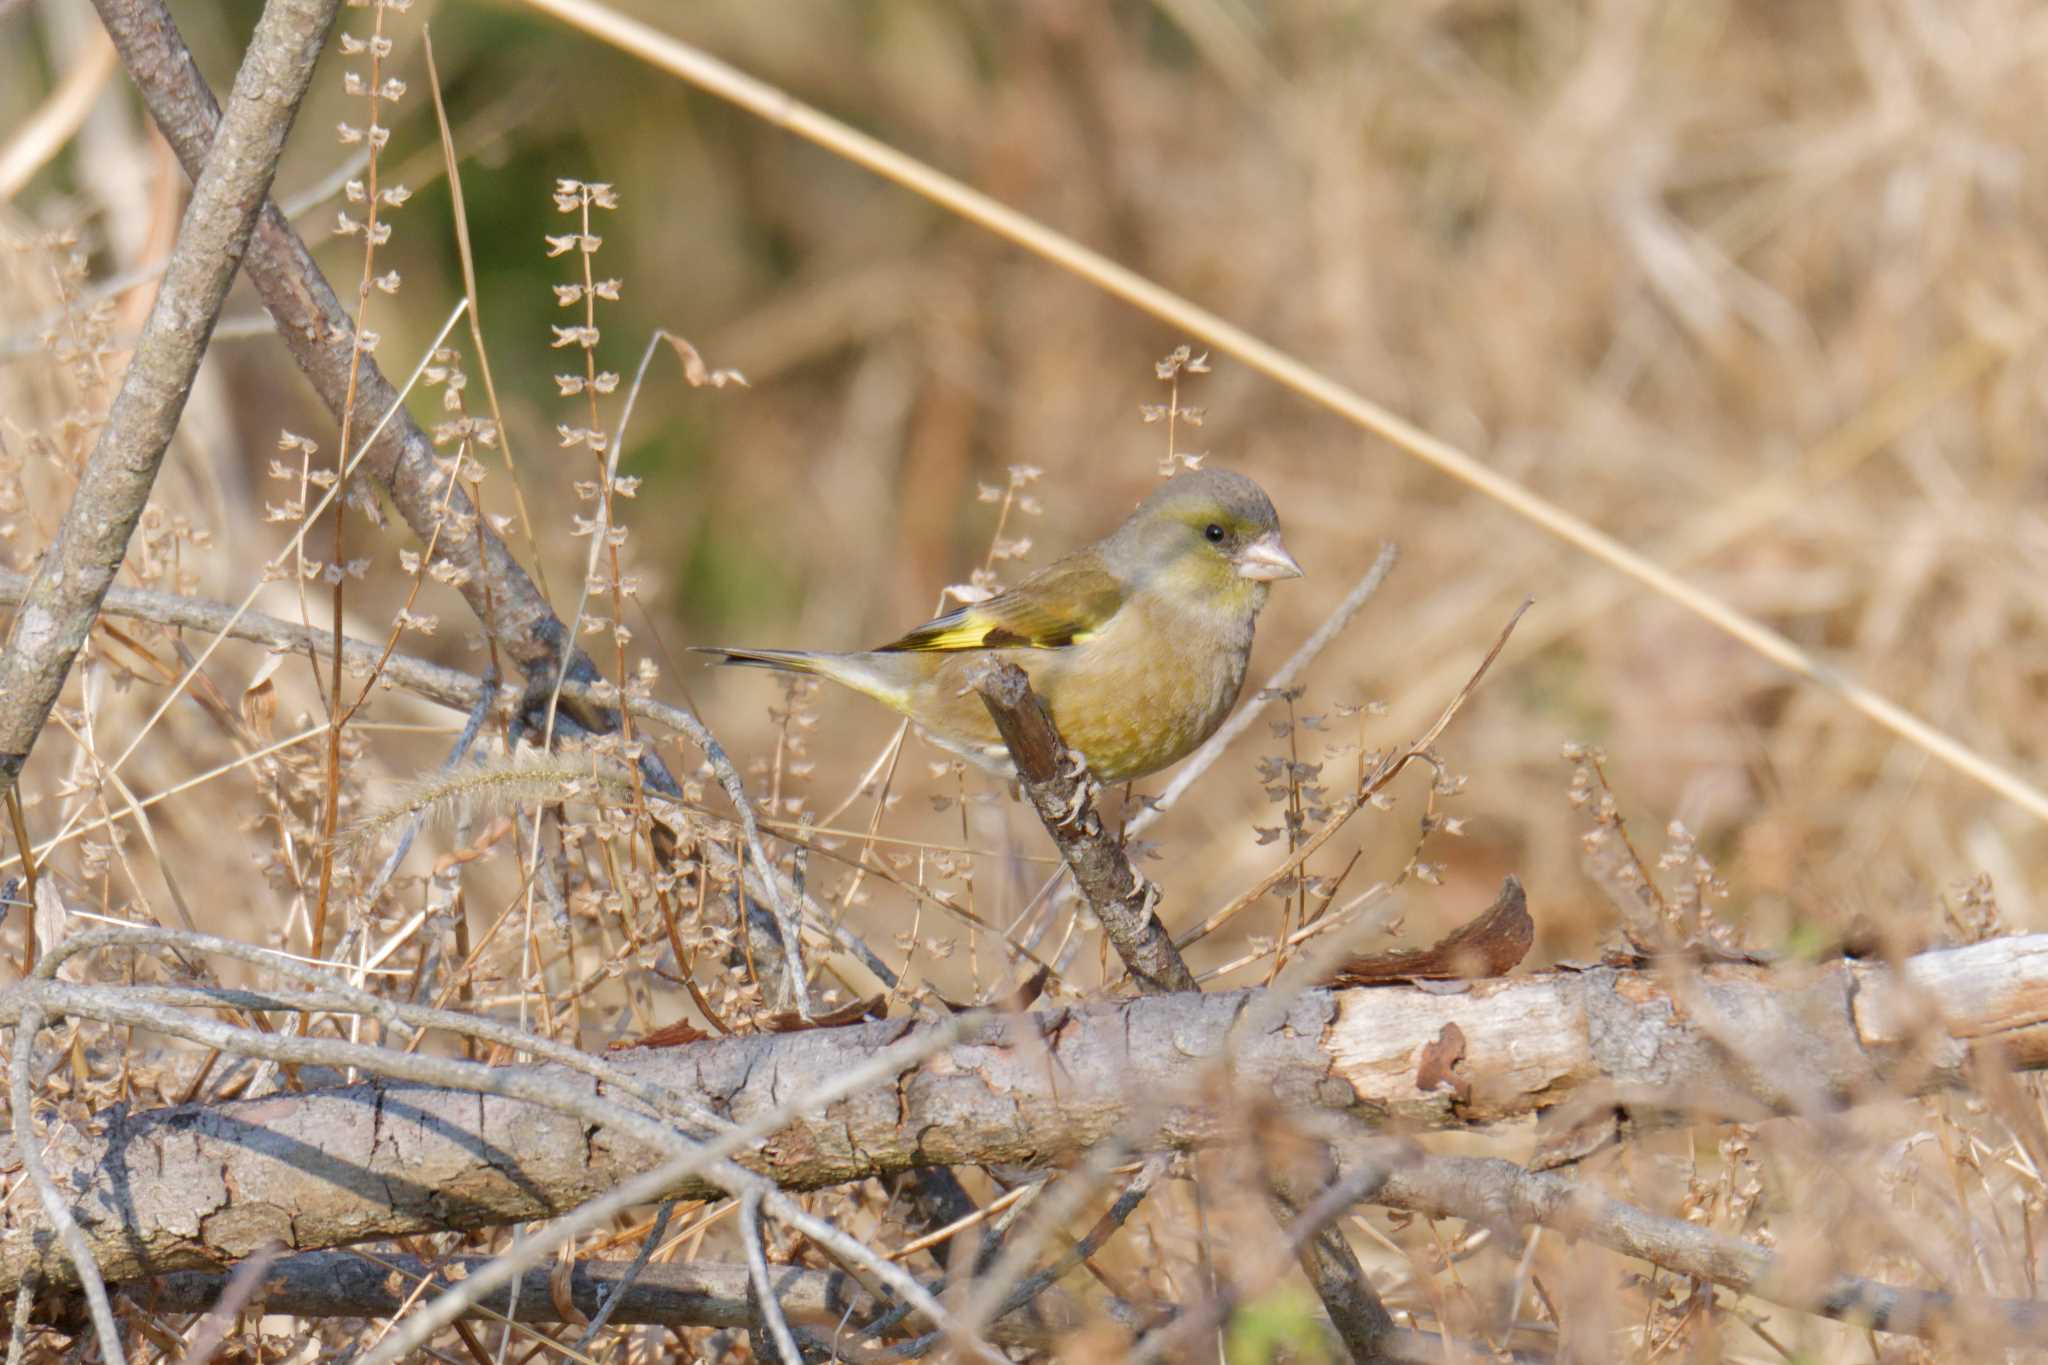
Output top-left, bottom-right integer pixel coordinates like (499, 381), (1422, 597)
(971, 659), (1196, 994)
(3, 934), (2044, 1294)
(89, 0), (608, 718)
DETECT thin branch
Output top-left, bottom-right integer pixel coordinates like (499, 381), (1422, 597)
(0, 0), (339, 799)
(1130, 542), (1399, 840)
(1132, 1161), (1393, 1363)
(0, 570), (664, 738)
(68, 1251), (1069, 1349)
(742, 1190), (803, 1363)
(970, 659), (1196, 994)
(0, 23), (118, 199)
(894, 1155), (1171, 1359)
(181, 1241), (284, 1365)
(568, 1200), (670, 1348)
(0, 573), (827, 980)
(950, 1137), (1143, 1345)
(6, 1269), (33, 1365)
(84, 0), (792, 933)
(1372, 1150), (2048, 1349)
(1272, 1178), (1400, 1363)
(9, 1004), (124, 1365)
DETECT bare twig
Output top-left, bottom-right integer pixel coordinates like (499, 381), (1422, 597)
(0, 570), (659, 745)
(1372, 1150), (2048, 1349)
(181, 1241), (284, 1365)
(926, 654), (1406, 1357)
(1132, 1161), (1394, 1363)
(741, 1190), (803, 1363)
(6, 1269), (33, 1365)
(4, 791), (35, 978)
(568, 1201), (672, 1346)
(950, 1139), (1139, 1345)
(0, 0), (338, 799)
(9, 1005), (123, 1365)
(84, 0), (792, 937)
(899, 1155), (1170, 1359)
(1275, 1179), (1400, 1363)
(0, 24), (118, 199)
(82, 1250), (1069, 1349)
(970, 659), (1196, 994)
(1131, 542), (1399, 840)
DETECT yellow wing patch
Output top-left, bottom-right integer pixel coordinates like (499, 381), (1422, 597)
(878, 560), (1125, 653)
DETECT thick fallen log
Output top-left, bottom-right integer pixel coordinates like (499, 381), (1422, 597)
(2, 933), (2044, 1295)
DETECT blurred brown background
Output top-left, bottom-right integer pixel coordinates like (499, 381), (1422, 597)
(5, 0), (2045, 981)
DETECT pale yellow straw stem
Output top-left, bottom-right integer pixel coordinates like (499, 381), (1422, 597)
(524, 0), (2048, 826)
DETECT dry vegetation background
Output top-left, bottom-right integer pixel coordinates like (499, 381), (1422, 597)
(3, 0), (2047, 1361)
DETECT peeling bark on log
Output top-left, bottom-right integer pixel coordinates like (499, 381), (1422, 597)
(2, 934), (2045, 1293)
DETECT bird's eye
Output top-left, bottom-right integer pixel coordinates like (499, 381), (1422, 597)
(1204, 523), (1226, 544)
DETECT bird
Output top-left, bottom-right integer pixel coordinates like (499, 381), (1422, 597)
(698, 468), (1303, 783)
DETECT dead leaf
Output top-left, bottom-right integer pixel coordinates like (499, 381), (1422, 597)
(548, 1255), (588, 1327)
(938, 965), (1051, 1015)
(242, 653), (286, 743)
(1002, 965), (1052, 1013)
(1325, 876), (1533, 986)
(663, 332), (748, 389)
(609, 1018), (712, 1051)
(762, 995), (888, 1033)
(33, 880), (76, 981)
(1531, 1105), (1623, 1171)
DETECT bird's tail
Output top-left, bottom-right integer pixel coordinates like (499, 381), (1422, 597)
(693, 645), (915, 710)
(691, 646), (826, 675)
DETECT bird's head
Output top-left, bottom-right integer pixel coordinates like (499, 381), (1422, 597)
(1105, 468), (1303, 612)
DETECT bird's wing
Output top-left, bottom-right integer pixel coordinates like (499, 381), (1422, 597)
(877, 558), (1126, 653)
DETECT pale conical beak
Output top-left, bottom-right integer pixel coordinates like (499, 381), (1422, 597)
(1234, 530), (1304, 581)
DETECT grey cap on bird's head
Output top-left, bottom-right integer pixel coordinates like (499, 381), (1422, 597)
(1114, 467), (1304, 581)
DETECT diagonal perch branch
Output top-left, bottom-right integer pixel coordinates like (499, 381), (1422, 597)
(970, 656), (1401, 1357)
(91, 0), (576, 706)
(80, 0), (799, 955)
(969, 658), (1197, 995)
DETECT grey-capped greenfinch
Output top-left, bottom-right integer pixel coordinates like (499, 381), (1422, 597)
(700, 468), (1303, 783)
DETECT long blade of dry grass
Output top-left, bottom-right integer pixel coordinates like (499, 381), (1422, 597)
(517, 0), (2048, 827)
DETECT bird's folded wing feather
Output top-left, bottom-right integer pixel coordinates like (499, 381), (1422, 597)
(877, 558), (1126, 652)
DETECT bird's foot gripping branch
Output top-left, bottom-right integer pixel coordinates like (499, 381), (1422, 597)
(969, 657), (1198, 997)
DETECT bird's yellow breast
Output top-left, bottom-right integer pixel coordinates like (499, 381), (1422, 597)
(894, 587), (1253, 783)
